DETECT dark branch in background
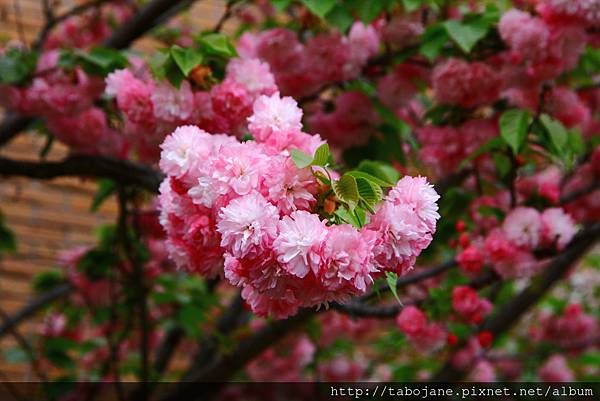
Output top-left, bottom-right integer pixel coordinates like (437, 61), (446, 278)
(102, 0), (197, 49)
(116, 187), (149, 400)
(35, 0), (111, 49)
(0, 283), (72, 339)
(0, 113), (32, 148)
(0, 0), (200, 149)
(560, 181), (600, 205)
(432, 221), (600, 382)
(213, 0), (245, 33)
(159, 308), (314, 401)
(181, 293), (249, 381)
(0, 307), (49, 384)
(0, 154), (163, 193)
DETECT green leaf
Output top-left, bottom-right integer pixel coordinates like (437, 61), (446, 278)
(312, 143), (331, 167)
(177, 304), (206, 337)
(291, 143), (331, 168)
(332, 174), (360, 209)
(500, 109), (530, 154)
(353, 0), (386, 23)
(540, 114), (567, 153)
(91, 179), (116, 212)
(170, 46), (204, 76)
(0, 48), (38, 85)
(77, 249), (118, 280)
(385, 271), (402, 304)
(492, 153), (511, 178)
(44, 338), (77, 369)
(444, 19), (489, 54)
(198, 33), (237, 58)
(419, 24), (449, 61)
(477, 205), (505, 220)
(327, 5), (354, 33)
(356, 177), (382, 209)
(302, 0), (336, 19)
(346, 171), (394, 187)
(356, 160), (400, 184)
(402, 0), (423, 11)
(334, 206), (363, 229)
(290, 149), (314, 169)
(32, 270), (64, 293)
(578, 352), (600, 367)
(76, 47), (128, 76)
(0, 212), (16, 254)
(270, 0), (292, 12)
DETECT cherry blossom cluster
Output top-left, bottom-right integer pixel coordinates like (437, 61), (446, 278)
(44, 1), (134, 50)
(457, 206), (578, 279)
(237, 21), (380, 98)
(158, 92), (440, 318)
(395, 306), (447, 352)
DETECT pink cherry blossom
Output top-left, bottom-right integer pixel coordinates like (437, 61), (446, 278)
(273, 211), (327, 278)
(247, 92), (303, 142)
(217, 192), (279, 259)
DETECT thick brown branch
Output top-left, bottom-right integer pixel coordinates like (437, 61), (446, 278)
(0, 154), (163, 193)
(0, 114), (33, 148)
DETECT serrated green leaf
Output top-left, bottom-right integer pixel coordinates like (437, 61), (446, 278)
(198, 33), (237, 58)
(291, 148), (314, 169)
(500, 109), (530, 154)
(357, 160), (400, 184)
(312, 143), (331, 167)
(291, 144), (331, 169)
(540, 114), (568, 152)
(444, 19), (489, 54)
(385, 271), (402, 304)
(346, 171), (394, 187)
(356, 177), (383, 207)
(332, 174), (360, 209)
(170, 45), (204, 76)
(302, 0), (336, 19)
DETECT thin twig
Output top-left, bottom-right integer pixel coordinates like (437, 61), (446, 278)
(0, 283), (72, 339)
(0, 307), (48, 383)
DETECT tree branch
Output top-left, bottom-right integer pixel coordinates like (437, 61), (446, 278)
(432, 221), (600, 381)
(0, 283), (72, 339)
(102, 0), (197, 49)
(159, 308), (314, 401)
(0, 154), (163, 193)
